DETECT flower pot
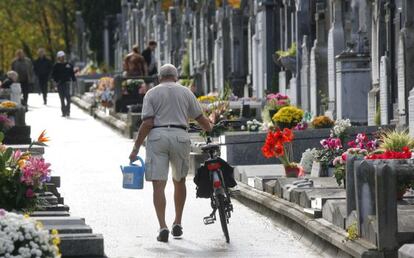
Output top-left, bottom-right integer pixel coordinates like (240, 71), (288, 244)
(279, 56), (297, 74)
(284, 166), (301, 178)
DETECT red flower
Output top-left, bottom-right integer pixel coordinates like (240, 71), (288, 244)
(366, 147), (412, 160)
(274, 143), (285, 157)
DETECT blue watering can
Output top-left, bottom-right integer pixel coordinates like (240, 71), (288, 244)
(120, 156), (145, 189)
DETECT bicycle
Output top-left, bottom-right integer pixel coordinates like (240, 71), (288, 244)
(195, 132), (236, 243)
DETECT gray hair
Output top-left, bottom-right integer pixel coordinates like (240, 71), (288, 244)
(6, 71), (18, 82)
(159, 64), (178, 80)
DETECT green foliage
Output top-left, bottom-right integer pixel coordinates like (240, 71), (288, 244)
(276, 42), (297, 57)
(334, 165), (345, 186)
(220, 81), (232, 101)
(346, 222), (359, 241)
(0, 0), (77, 70)
(379, 130), (414, 152)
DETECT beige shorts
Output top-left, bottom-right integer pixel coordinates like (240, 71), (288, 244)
(145, 128), (191, 181)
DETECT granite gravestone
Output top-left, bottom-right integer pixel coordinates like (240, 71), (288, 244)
(327, 0), (345, 118)
(380, 56), (390, 125)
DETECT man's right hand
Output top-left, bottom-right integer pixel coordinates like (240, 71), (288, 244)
(196, 115), (213, 132)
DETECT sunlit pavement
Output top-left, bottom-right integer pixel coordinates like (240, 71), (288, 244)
(25, 93), (324, 257)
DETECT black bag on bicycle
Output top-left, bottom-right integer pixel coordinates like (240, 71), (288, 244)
(194, 158), (237, 198)
(194, 165), (213, 198)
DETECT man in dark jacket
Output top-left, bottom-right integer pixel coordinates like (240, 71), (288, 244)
(34, 48), (53, 105)
(11, 49), (34, 107)
(51, 51), (76, 117)
(141, 41), (157, 76)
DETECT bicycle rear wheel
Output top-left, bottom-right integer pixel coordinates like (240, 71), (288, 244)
(216, 194), (230, 243)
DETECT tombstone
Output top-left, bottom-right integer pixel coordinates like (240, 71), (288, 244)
(380, 56), (390, 125)
(252, 10), (265, 98)
(289, 76), (298, 105)
(335, 52), (371, 124)
(300, 36), (310, 111)
(326, 0), (345, 118)
(367, 86), (379, 126)
(278, 71), (287, 95)
(397, 34), (407, 126)
(409, 88), (414, 137)
(310, 2), (328, 117)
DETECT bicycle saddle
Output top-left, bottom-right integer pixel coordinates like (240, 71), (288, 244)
(201, 144), (220, 151)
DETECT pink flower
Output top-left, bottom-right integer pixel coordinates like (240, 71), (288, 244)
(20, 157), (51, 186)
(26, 188), (34, 198)
(0, 209), (5, 216)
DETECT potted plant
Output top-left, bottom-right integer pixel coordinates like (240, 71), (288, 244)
(262, 93), (291, 125)
(365, 130), (414, 199)
(273, 42), (297, 73)
(121, 79), (145, 96)
(0, 130), (51, 212)
(311, 115), (335, 129)
(272, 106), (304, 129)
(0, 210), (61, 256)
(261, 128), (304, 177)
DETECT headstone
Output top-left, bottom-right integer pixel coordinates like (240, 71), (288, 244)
(367, 86), (379, 126)
(397, 34), (407, 126)
(289, 77), (298, 105)
(327, 0), (345, 118)
(300, 36), (310, 111)
(409, 88), (414, 137)
(322, 199), (347, 229)
(399, 244), (414, 258)
(380, 56), (390, 125)
(279, 71), (287, 95)
(335, 53), (371, 123)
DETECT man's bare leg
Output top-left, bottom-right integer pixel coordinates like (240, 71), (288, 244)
(152, 180), (167, 229)
(173, 177), (186, 225)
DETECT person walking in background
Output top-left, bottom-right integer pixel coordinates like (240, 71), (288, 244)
(51, 51), (76, 117)
(142, 41), (158, 76)
(129, 64), (212, 242)
(11, 49), (34, 108)
(33, 48), (53, 105)
(123, 45), (147, 77)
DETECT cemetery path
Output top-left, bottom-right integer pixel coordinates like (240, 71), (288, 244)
(26, 93), (325, 258)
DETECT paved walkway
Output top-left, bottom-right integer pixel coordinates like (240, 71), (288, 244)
(26, 93), (325, 257)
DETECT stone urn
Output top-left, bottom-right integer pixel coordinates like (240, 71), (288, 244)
(272, 53), (297, 74)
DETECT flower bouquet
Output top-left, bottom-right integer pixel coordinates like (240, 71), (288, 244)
(245, 119), (262, 132)
(0, 101), (17, 109)
(0, 209), (61, 257)
(314, 137), (344, 176)
(121, 79), (145, 95)
(272, 106), (304, 129)
(262, 93), (290, 124)
(262, 128), (304, 177)
(0, 130), (51, 211)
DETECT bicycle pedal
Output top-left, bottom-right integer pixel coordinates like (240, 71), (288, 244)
(203, 216), (215, 225)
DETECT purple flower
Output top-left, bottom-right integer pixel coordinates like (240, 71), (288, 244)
(0, 209), (5, 216)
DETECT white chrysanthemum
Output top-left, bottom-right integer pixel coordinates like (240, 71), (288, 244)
(300, 148), (318, 173)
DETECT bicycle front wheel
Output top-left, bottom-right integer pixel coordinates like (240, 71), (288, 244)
(216, 194), (230, 243)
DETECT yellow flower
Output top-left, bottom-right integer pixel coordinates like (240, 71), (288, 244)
(36, 221), (43, 229)
(24, 213), (30, 218)
(52, 236), (61, 246)
(51, 229), (59, 235)
(273, 106), (304, 125)
(197, 95), (218, 103)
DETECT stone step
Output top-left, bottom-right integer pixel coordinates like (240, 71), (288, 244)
(30, 211), (70, 217)
(39, 195), (59, 205)
(43, 204), (70, 212)
(59, 233), (105, 257)
(44, 224), (93, 234)
(36, 216), (86, 226)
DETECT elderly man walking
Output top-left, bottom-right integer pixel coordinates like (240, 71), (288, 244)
(129, 64), (211, 242)
(11, 49), (34, 108)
